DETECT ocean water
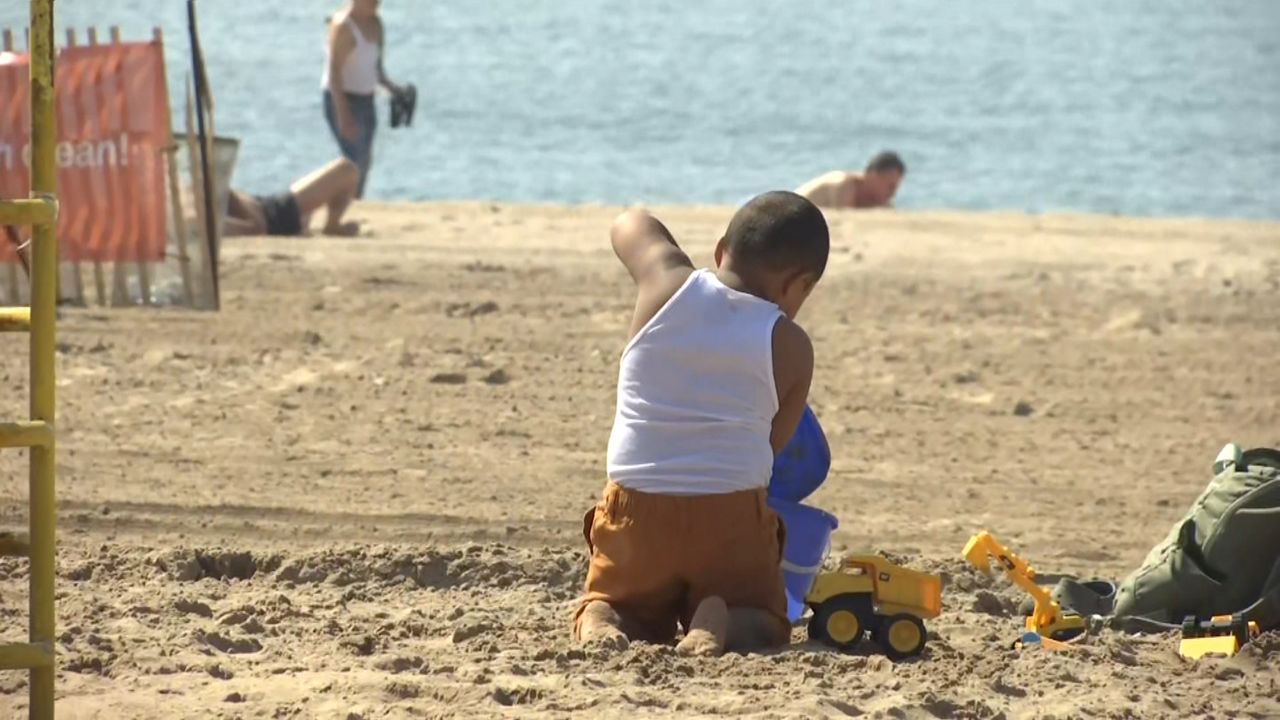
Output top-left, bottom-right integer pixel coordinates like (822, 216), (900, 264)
(2, 0), (1278, 219)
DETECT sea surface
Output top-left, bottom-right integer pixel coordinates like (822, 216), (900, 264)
(2, 0), (1278, 218)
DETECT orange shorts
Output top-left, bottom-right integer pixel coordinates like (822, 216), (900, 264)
(573, 481), (789, 643)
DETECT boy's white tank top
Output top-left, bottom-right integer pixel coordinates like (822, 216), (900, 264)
(607, 269), (783, 495)
(321, 16), (380, 95)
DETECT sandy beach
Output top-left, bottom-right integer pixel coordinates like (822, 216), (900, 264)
(2, 202), (1278, 719)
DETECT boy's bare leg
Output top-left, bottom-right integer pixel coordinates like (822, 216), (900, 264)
(678, 599), (789, 657)
(677, 596), (729, 656)
(577, 600), (629, 650)
(288, 158), (361, 236)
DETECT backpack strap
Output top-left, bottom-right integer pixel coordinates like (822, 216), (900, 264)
(1108, 556), (1280, 634)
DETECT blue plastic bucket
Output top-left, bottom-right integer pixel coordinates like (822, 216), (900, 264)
(768, 405), (831, 503)
(768, 498), (839, 623)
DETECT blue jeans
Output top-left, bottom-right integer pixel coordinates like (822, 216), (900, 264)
(323, 91), (377, 198)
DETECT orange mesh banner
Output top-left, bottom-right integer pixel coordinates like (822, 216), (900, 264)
(0, 40), (169, 263)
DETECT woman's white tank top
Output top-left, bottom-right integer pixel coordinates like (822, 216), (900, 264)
(606, 270), (783, 495)
(321, 16), (380, 95)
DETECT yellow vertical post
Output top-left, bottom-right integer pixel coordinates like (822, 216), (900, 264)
(0, 2), (59, 715)
(28, 0), (57, 716)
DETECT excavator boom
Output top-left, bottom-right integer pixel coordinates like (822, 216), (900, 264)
(963, 531), (1082, 636)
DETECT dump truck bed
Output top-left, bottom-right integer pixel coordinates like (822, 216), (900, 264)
(846, 555), (943, 619)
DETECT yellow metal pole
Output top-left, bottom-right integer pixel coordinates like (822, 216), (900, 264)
(0, 421), (54, 449)
(28, 0), (57, 716)
(0, 198), (57, 227)
(0, 643), (52, 671)
(0, 307), (32, 332)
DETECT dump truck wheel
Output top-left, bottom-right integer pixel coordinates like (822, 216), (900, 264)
(876, 614), (927, 659)
(809, 594), (873, 651)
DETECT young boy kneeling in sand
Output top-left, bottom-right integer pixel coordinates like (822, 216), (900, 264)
(575, 191), (829, 656)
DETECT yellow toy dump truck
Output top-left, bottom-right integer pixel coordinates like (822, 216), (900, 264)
(806, 555), (943, 659)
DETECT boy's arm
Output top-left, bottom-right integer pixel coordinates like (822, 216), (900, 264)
(375, 17), (402, 94)
(611, 209), (695, 339)
(769, 318), (815, 454)
(611, 209), (692, 283)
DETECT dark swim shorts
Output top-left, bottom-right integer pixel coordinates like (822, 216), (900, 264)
(253, 192), (303, 236)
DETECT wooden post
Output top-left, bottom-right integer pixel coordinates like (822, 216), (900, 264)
(57, 28), (86, 307)
(184, 79), (216, 308)
(66, 256), (86, 305)
(122, 27), (157, 307)
(123, 29), (153, 306)
(187, 0), (219, 310)
(163, 143), (195, 306)
(154, 28), (194, 306)
(106, 26), (132, 306)
(2, 29), (20, 305)
(78, 27), (108, 306)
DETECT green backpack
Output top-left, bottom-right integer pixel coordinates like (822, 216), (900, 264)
(1111, 445), (1280, 625)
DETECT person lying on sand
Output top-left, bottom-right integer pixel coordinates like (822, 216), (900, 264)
(795, 150), (906, 210)
(575, 192), (828, 657)
(224, 157), (361, 237)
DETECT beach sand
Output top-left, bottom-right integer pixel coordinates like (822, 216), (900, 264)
(2, 203), (1279, 718)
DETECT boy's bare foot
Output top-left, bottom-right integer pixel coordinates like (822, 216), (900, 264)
(577, 600), (629, 651)
(677, 596), (729, 657)
(322, 221), (361, 237)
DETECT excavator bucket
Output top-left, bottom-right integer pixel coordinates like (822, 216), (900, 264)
(962, 532), (995, 573)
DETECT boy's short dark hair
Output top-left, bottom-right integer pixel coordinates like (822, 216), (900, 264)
(724, 191), (829, 278)
(865, 151), (906, 175)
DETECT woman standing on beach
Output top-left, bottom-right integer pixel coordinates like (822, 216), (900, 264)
(323, 0), (404, 198)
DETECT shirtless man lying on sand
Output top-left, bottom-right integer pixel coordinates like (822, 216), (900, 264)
(225, 158), (361, 237)
(795, 151), (906, 210)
